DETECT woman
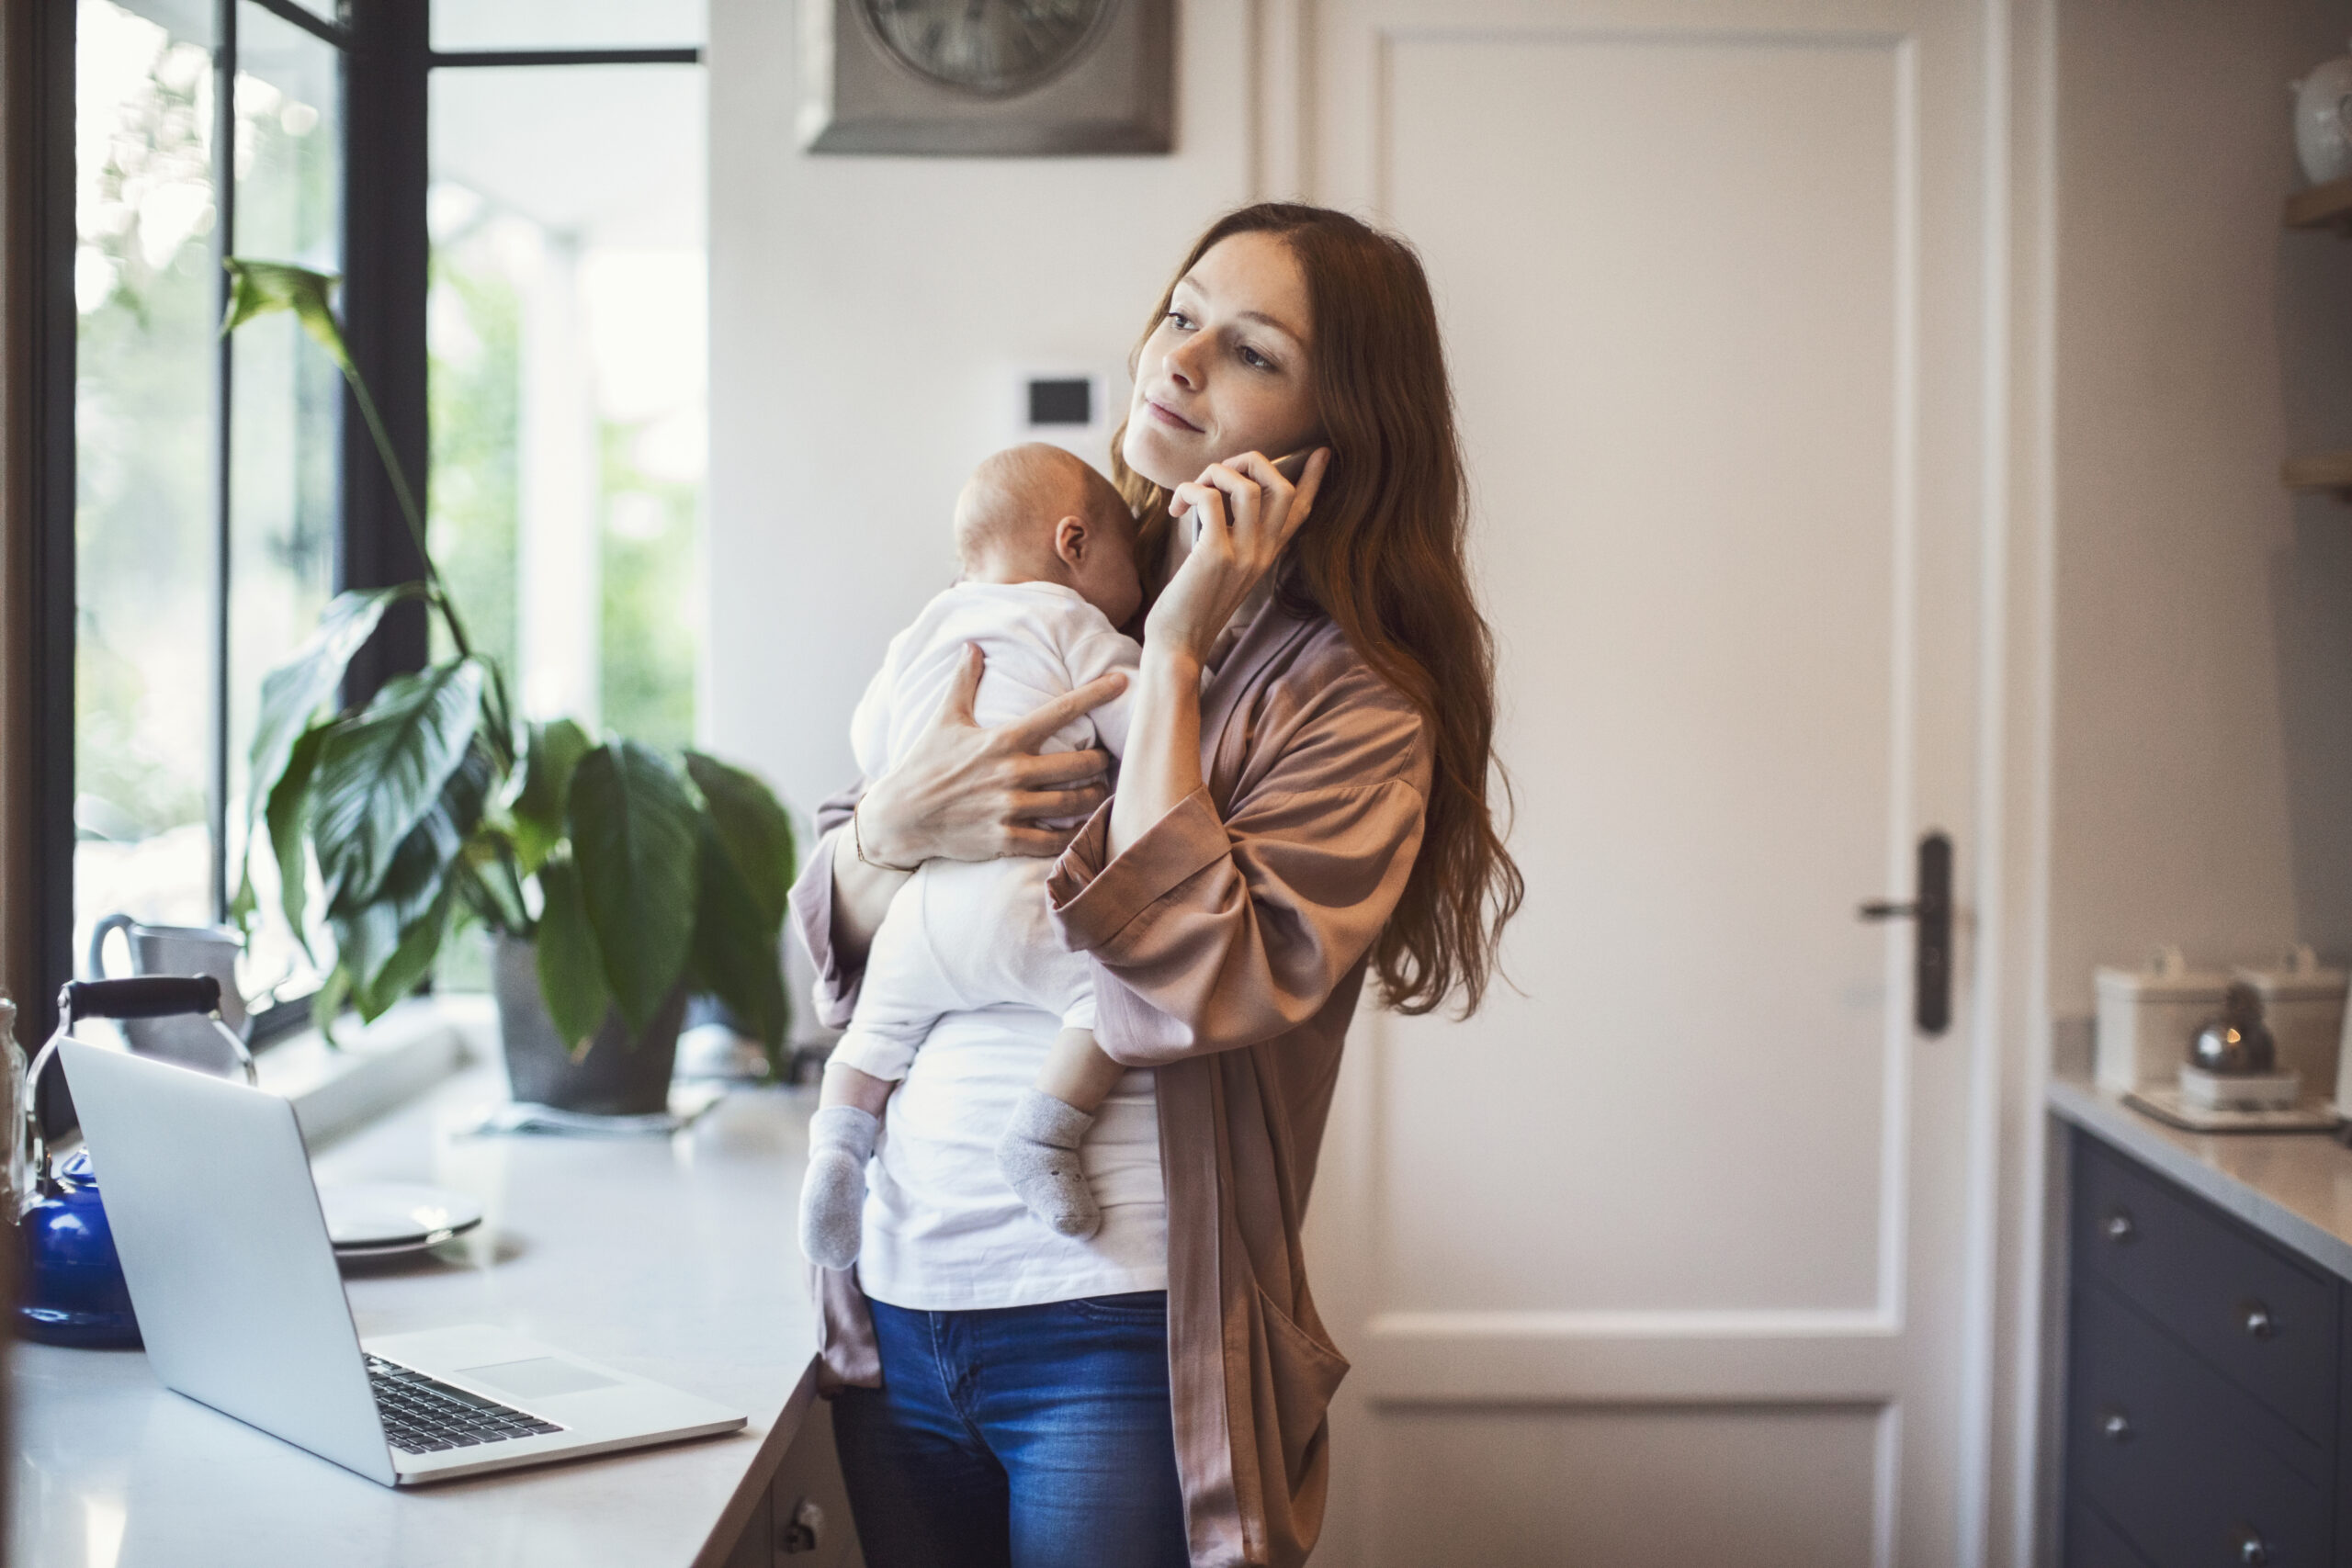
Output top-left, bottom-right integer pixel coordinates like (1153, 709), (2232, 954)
(788, 203), (1523, 1568)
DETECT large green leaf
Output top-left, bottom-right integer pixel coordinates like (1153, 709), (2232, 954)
(221, 258), (353, 373)
(567, 741), (698, 1032)
(248, 587), (402, 792)
(690, 819), (790, 1057)
(534, 853), (612, 1055)
(350, 886), (455, 1023)
(336, 738), (495, 922)
(326, 740), (495, 1014)
(311, 660), (484, 908)
(455, 844), (530, 936)
(266, 723), (331, 957)
(327, 902), (402, 1020)
(684, 751), (797, 929)
(511, 717), (593, 875)
(310, 966), (351, 1043)
(243, 587), (405, 859)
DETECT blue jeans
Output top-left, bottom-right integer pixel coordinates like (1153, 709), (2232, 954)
(831, 1292), (1190, 1568)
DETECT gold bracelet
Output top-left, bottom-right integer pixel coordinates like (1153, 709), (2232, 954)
(850, 801), (919, 874)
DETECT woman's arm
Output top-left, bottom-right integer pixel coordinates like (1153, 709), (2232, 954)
(1051, 661), (1430, 1063)
(1109, 449), (1329, 859)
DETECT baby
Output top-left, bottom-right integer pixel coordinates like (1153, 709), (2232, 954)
(798, 443), (1144, 1272)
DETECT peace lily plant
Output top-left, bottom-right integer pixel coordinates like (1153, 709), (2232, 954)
(222, 259), (794, 1068)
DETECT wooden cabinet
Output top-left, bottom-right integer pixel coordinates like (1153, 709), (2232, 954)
(2065, 1133), (2344, 1564)
(720, 1398), (865, 1568)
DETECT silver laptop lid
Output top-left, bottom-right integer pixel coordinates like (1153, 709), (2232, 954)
(59, 1041), (395, 1484)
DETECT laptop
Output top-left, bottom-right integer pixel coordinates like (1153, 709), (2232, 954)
(59, 1039), (747, 1485)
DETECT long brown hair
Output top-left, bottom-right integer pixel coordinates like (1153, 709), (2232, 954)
(1111, 203), (1523, 1016)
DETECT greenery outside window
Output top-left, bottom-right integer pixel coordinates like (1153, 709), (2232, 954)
(59, 0), (705, 1041)
(74, 0), (344, 1032)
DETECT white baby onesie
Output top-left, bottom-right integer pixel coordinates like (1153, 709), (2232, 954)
(830, 581), (1139, 1083)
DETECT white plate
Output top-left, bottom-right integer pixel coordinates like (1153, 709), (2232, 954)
(330, 1231), (477, 1260)
(317, 1182), (484, 1250)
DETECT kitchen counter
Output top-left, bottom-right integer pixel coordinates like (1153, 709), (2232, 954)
(10, 1059), (823, 1568)
(2048, 1075), (2352, 1281)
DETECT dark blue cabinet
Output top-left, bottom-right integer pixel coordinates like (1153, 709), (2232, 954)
(2065, 1133), (2345, 1566)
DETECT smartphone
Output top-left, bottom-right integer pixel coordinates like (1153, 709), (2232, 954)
(1181, 449), (1317, 542)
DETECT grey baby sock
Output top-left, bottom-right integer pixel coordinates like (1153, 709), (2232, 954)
(799, 1105), (880, 1270)
(996, 1089), (1101, 1239)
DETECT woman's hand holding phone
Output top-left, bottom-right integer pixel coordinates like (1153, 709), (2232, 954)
(1152, 447), (1331, 667)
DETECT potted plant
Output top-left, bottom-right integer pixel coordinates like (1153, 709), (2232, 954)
(223, 260), (793, 1112)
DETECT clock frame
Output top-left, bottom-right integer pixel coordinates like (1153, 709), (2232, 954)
(798, 0), (1174, 156)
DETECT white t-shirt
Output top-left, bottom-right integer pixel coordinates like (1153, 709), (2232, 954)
(857, 1004), (1168, 1311)
(846, 578), (1167, 1311)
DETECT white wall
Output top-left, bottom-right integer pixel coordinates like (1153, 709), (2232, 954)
(2045, 0), (2352, 1017)
(704, 0), (1260, 829)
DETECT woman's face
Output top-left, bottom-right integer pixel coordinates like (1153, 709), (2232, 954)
(1122, 231), (1323, 491)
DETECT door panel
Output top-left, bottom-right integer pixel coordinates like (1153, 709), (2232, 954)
(1299, 3), (1986, 1564)
(1367, 1405), (1886, 1568)
(1378, 31), (1905, 1317)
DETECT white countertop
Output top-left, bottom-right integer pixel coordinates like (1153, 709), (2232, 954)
(2049, 1076), (2352, 1280)
(11, 1061), (823, 1568)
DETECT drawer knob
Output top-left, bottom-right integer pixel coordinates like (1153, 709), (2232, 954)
(779, 1496), (825, 1554)
(2098, 1408), (2132, 1442)
(2242, 1302), (2276, 1340)
(2236, 1525), (2270, 1564)
(2104, 1209), (2136, 1243)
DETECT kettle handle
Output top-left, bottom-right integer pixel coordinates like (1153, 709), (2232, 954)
(62, 976), (221, 1021)
(18, 1032), (64, 1210)
(17, 978), (255, 1214)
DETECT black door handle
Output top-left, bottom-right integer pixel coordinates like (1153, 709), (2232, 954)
(1858, 831), (1951, 1035)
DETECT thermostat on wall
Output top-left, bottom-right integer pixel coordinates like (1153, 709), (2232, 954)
(1026, 376), (1096, 428)
(1007, 370), (1120, 468)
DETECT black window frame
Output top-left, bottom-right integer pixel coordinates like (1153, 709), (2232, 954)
(28, 0), (700, 1047)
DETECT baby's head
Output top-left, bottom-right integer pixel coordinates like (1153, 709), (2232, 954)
(954, 444), (1143, 628)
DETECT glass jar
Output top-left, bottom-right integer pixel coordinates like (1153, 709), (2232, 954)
(0, 996), (26, 1218)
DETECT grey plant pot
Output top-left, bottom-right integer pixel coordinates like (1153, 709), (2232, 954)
(490, 934), (686, 1115)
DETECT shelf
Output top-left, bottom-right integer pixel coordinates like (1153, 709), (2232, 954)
(2283, 452), (2352, 492)
(2286, 176), (2352, 231)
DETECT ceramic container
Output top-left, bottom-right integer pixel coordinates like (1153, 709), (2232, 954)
(2096, 948), (2228, 1092)
(2234, 946), (2346, 1099)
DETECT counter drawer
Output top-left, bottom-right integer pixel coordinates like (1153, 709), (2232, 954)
(2075, 1136), (2339, 1443)
(2070, 1280), (2329, 1568)
(2066, 1501), (2155, 1568)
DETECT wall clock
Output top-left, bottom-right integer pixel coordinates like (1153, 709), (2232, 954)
(799, 0), (1173, 155)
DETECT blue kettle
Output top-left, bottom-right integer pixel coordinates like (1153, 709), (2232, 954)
(17, 976), (254, 1348)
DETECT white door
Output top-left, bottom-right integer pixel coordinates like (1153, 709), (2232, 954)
(1297, 3), (1994, 1563)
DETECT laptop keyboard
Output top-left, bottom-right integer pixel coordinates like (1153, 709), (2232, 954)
(367, 1356), (565, 1454)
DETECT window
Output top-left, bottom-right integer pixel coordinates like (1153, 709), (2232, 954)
(74, 0), (345, 1027)
(55, 0), (704, 1036)
(226, 2), (344, 1008)
(426, 62), (707, 753)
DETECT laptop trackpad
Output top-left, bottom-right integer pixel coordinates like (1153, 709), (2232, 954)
(458, 1357), (621, 1399)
